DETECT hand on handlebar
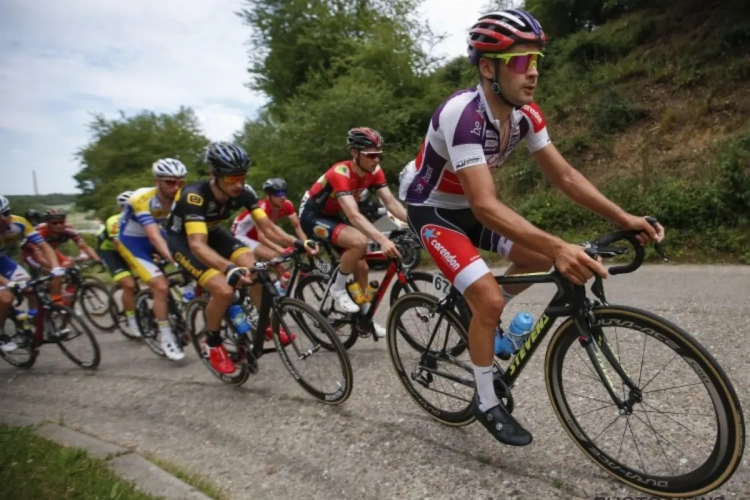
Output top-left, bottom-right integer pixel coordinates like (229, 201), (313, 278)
(50, 266), (67, 278)
(553, 242), (608, 286)
(379, 238), (402, 259)
(619, 214), (665, 246)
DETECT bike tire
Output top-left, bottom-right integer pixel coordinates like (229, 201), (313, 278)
(293, 273), (358, 350)
(78, 280), (118, 332)
(0, 319), (38, 369)
(272, 297), (354, 404)
(545, 304), (745, 498)
(50, 304), (102, 369)
(185, 297), (251, 386)
(389, 272), (468, 356)
(134, 289), (165, 357)
(387, 292), (511, 426)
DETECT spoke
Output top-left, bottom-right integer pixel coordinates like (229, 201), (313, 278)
(617, 413), (629, 461)
(562, 366), (601, 383)
(560, 388), (614, 406)
(626, 415), (647, 473)
(640, 400), (714, 453)
(635, 409), (714, 417)
(639, 403), (677, 475)
(592, 413), (624, 443)
(421, 383), (472, 404)
(576, 403), (618, 417)
(631, 411), (696, 467)
(639, 353), (680, 393)
(643, 381), (704, 394)
(572, 343), (602, 381)
(637, 327), (647, 387)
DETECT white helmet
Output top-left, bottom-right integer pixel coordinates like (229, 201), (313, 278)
(0, 195), (9, 213)
(116, 190), (134, 208)
(152, 158), (187, 178)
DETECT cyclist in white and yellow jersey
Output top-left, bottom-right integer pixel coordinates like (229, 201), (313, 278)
(118, 159), (187, 360)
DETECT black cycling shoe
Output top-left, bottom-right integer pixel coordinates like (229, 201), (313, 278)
(473, 396), (533, 446)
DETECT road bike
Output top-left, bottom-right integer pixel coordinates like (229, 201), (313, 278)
(0, 271), (101, 370)
(185, 241), (353, 404)
(386, 220), (744, 498)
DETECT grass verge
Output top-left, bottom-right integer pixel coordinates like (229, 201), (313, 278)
(0, 423), (160, 500)
(143, 453), (230, 500)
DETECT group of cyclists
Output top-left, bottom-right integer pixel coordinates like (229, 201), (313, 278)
(0, 9), (666, 448)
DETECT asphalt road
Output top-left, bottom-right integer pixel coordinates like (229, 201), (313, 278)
(2, 264), (749, 500)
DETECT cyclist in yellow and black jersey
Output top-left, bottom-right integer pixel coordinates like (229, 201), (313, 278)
(165, 142), (317, 376)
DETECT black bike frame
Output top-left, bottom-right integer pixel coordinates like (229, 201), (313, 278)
(422, 226), (665, 409)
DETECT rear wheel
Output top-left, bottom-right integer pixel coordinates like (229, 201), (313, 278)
(185, 297), (252, 386)
(294, 273), (358, 350)
(134, 290), (164, 357)
(0, 317), (38, 369)
(386, 292), (510, 426)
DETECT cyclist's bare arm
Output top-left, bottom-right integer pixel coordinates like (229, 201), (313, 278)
(254, 216), (296, 249)
(375, 186), (407, 223)
(288, 213), (308, 241)
(339, 195), (389, 244)
(534, 145), (628, 226)
(38, 241), (60, 269)
(77, 240), (101, 262)
(143, 224), (173, 263)
(457, 164), (566, 260)
(255, 223), (287, 254)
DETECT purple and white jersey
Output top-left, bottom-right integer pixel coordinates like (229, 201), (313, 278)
(405, 83), (551, 209)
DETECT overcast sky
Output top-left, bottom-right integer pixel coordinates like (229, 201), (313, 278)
(0, 0), (490, 196)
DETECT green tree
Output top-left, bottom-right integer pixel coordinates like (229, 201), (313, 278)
(73, 107), (209, 220)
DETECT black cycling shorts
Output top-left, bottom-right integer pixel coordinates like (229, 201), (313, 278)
(166, 227), (250, 286)
(98, 249), (132, 282)
(406, 205), (514, 294)
(299, 208), (348, 248)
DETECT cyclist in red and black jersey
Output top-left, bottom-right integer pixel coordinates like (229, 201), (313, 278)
(300, 128), (407, 332)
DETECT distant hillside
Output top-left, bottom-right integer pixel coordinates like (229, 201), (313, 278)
(7, 193), (78, 212)
(492, 0), (750, 263)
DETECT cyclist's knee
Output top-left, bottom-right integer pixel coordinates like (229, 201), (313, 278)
(149, 277), (169, 297)
(464, 276), (504, 323)
(120, 277), (136, 292)
(0, 289), (13, 306)
(206, 279), (233, 304)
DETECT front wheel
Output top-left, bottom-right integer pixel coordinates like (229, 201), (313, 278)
(48, 304), (101, 369)
(545, 305), (745, 498)
(77, 280), (118, 331)
(272, 297), (353, 404)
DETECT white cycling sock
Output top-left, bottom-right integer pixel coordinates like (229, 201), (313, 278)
(158, 320), (174, 342)
(501, 287), (516, 305)
(332, 271), (350, 291)
(473, 364), (499, 412)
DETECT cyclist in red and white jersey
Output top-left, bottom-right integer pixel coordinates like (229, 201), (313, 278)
(231, 178), (307, 261)
(300, 128), (407, 334)
(404, 9), (664, 447)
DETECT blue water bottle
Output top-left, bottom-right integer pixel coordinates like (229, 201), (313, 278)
(227, 305), (252, 336)
(495, 311), (534, 360)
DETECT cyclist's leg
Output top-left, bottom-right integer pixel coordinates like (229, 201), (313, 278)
(118, 235), (182, 359)
(470, 226), (553, 302)
(100, 249), (139, 336)
(300, 212), (362, 312)
(408, 205), (531, 446)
